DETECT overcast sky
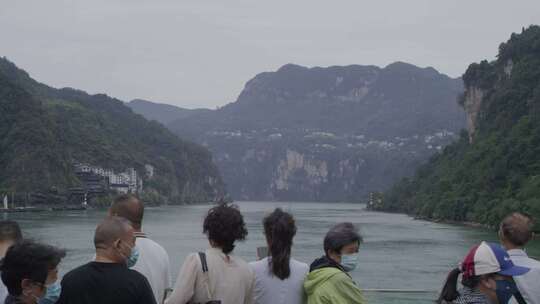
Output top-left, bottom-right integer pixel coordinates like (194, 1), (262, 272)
(1, 1), (539, 109)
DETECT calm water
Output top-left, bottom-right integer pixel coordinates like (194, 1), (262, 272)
(5, 202), (540, 304)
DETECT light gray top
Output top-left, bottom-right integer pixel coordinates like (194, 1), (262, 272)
(250, 257), (309, 304)
(508, 249), (540, 304)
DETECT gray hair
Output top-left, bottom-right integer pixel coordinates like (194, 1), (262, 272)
(323, 222), (362, 255)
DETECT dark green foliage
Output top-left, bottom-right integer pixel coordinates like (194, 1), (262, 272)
(0, 57), (225, 204)
(377, 26), (540, 229)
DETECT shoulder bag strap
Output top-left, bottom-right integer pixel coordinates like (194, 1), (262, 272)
(198, 252), (213, 301)
(514, 289), (528, 304)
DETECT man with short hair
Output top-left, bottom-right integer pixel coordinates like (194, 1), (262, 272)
(57, 217), (156, 304)
(499, 212), (540, 304)
(109, 194), (171, 303)
(0, 220), (23, 302)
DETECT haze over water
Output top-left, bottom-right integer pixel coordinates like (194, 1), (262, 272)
(5, 202), (540, 303)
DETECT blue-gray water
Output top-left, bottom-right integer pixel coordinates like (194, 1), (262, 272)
(5, 201), (539, 303)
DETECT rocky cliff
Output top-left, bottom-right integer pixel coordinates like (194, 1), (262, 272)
(375, 25), (540, 227)
(139, 62), (466, 201)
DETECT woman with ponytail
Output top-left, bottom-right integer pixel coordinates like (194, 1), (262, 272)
(250, 208), (309, 304)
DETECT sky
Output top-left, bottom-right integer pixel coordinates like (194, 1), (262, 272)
(1, 1), (539, 109)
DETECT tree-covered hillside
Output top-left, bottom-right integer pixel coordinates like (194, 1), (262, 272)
(376, 26), (540, 228)
(0, 58), (225, 205)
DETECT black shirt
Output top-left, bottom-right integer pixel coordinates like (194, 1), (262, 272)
(56, 262), (156, 304)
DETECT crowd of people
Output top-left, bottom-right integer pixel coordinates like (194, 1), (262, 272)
(0, 194), (538, 304)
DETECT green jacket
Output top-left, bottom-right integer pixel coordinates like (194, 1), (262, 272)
(304, 267), (365, 304)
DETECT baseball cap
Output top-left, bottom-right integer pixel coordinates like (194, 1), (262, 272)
(460, 241), (530, 279)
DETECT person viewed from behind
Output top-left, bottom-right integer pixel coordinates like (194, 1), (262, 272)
(437, 241), (530, 304)
(109, 194), (171, 304)
(165, 203), (254, 304)
(0, 240), (65, 304)
(0, 221), (22, 259)
(499, 212), (540, 304)
(0, 221), (23, 302)
(250, 208), (309, 304)
(304, 222), (365, 304)
(56, 217), (156, 304)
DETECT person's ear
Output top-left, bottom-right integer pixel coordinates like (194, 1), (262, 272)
(114, 239), (122, 250)
(21, 278), (33, 290)
(480, 276), (495, 290)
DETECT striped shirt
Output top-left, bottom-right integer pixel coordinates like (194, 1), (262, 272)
(453, 287), (490, 304)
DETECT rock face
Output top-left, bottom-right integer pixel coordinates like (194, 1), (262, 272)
(463, 86), (485, 143)
(373, 25), (540, 228)
(140, 62), (466, 202)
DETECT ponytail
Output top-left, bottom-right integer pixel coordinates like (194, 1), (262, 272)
(437, 268), (461, 303)
(263, 208), (296, 280)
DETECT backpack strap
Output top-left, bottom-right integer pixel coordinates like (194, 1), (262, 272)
(198, 252), (213, 301)
(514, 289), (528, 304)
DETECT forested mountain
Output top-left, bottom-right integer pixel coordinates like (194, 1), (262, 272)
(0, 58), (225, 205)
(127, 99), (210, 125)
(137, 62), (466, 201)
(375, 26), (540, 227)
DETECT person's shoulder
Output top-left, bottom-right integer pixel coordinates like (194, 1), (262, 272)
(249, 258), (268, 271)
(527, 256), (540, 268)
(290, 258), (309, 270)
(233, 255), (252, 270)
(60, 262), (95, 287)
(328, 270), (354, 285)
(137, 238), (168, 255)
(63, 262), (93, 278)
(127, 268), (152, 283)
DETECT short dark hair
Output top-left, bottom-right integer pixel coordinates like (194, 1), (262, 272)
(110, 194), (144, 230)
(323, 222), (362, 255)
(0, 221), (22, 243)
(0, 240), (65, 296)
(263, 208), (296, 280)
(500, 212), (534, 247)
(203, 203), (248, 254)
(94, 217), (133, 249)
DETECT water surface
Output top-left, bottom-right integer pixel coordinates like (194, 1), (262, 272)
(6, 202), (539, 303)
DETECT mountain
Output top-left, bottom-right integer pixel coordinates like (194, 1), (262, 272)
(148, 61), (465, 201)
(126, 99), (210, 125)
(0, 57), (225, 205)
(374, 25), (540, 227)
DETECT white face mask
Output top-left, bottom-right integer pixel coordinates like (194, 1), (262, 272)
(340, 253), (359, 272)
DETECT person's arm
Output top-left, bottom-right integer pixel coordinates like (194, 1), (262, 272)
(165, 251), (172, 289)
(330, 273), (365, 304)
(164, 253), (198, 304)
(244, 267), (255, 304)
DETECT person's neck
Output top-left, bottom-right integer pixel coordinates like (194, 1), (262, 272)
(95, 250), (122, 263)
(502, 240), (522, 251)
(0, 242), (14, 258)
(478, 284), (497, 302)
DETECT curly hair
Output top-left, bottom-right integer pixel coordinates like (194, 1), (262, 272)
(203, 203), (248, 254)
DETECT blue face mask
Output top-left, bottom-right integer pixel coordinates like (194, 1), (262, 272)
(340, 253), (359, 272)
(495, 280), (518, 304)
(126, 245), (140, 268)
(38, 281), (61, 304)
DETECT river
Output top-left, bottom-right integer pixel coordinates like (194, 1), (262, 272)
(5, 201), (540, 303)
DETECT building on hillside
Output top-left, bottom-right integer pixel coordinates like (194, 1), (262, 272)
(74, 163), (142, 194)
